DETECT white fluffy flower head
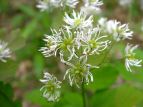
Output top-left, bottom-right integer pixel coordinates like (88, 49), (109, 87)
(81, 0), (103, 15)
(80, 27), (111, 55)
(39, 28), (77, 62)
(64, 10), (93, 29)
(64, 55), (98, 87)
(40, 72), (61, 102)
(125, 44), (142, 72)
(98, 18), (133, 41)
(0, 40), (11, 62)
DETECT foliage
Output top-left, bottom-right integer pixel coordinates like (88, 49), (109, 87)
(0, 81), (21, 107)
(0, 0), (143, 107)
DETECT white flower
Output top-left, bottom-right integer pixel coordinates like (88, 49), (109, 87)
(108, 20), (133, 41)
(118, 0), (132, 7)
(39, 29), (60, 57)
(61, 0), (79, 8)
(78, 27), (111, 55)
(125, 44), (142, 72)
(98, 17), (107, 27)
(39, 28), (77, 62)
(83, 0), (103, 9)
(64, 10), (93, 29)
(64, 55), (98, 87)
(36, 0), (61, 11)
(98, 18), (133, 41)
(81, 0), (103, 15)
(40, 72), (61, 102)
(37, 0), (78, 11)
(0, 40), (11, 62)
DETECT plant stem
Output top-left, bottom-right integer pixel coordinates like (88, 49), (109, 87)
(81, 80), (87, 107)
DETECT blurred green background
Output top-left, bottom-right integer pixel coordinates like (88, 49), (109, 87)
(0, 0), (143, 107)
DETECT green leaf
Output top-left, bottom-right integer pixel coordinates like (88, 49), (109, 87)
(60, 91), (82, 107)
(11, 15), (25, 28)
(19, 5), (37, 17)
(0, 81), (21, 107)
(24, 89), (54, 107)
(21, 19), (38, 38)
(87, 64), (118, 91)
(0, 0), (9, 13)
(33, 53), (45, 79)
(25, 88), (83, 107)
(114, 62), (143, 84)
(91, 88), (116, 107)
(115, 84), (143, 107)
(91, 84), (143, 107)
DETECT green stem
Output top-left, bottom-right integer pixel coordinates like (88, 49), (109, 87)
(81, 80), (87, 107)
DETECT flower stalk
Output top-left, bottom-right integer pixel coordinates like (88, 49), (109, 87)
(81, 79), (87, 107)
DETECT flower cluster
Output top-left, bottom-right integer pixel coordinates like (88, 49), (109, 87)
(40, 72), (61, 102)
(40, 9), (111, 87)
(98, 18), (142, 71)
(37, 0), (103, 13)
(0, 40), (11, 62)
(37, 0), (78, 11)
(38, 0), (142, 102)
